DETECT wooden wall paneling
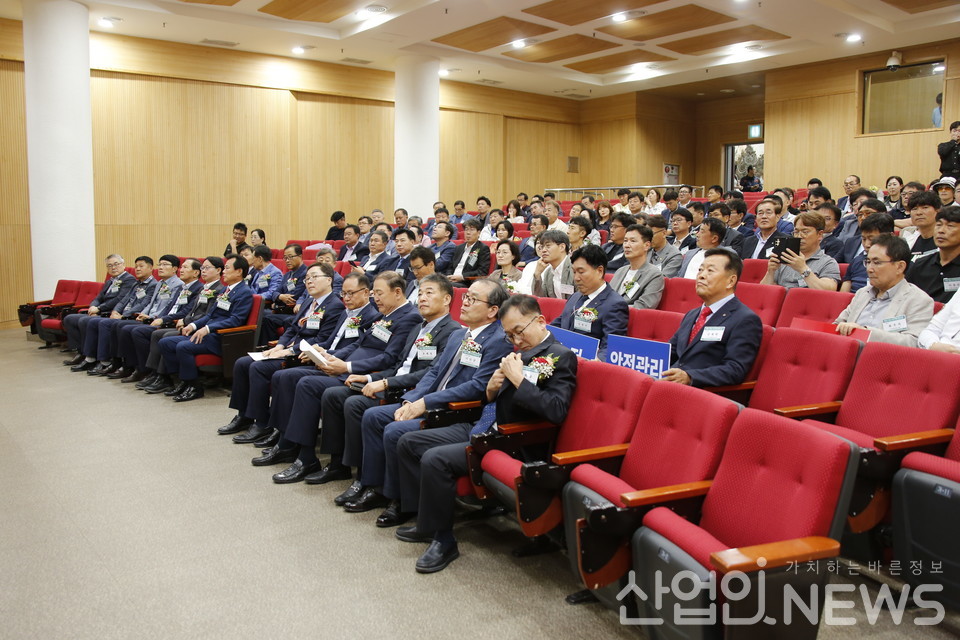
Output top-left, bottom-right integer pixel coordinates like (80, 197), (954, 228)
(440, 80), (579, 124)
(693, 94), (765, 188)
(0, 60), (32, 322)
(439, 110), (505, 209)
(579, 118), (638, 189)
(865, 74), (942, 134)
(579, 93), (638, 124)
(294, 92), (394, 232)
(505, 117), (582, 197)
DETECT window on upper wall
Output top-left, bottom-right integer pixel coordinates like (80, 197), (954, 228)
(862, 60), (946, 134)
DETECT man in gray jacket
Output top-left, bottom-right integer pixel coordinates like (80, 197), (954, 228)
(647, 215), (682, 278)
(610, 224), (665, 309)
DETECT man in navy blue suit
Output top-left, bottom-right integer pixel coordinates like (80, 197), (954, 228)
(353, 279), (513, 516)
(664, 249), (762, 388)
(430, 221), (458, 274)
(518, 215), (546, 266)
(263, 271), (423, 484)
(352, 230), (399, 277)
(219, 262), (346, 444)
(550, 244), (628, 362)
(158, 254), (255, 402)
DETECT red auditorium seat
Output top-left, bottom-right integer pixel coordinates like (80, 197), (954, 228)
(513, 223), (529, 231)
(603, 273), (614, 283)
(271, 248), (284, 260)
(775, 287), (854, 327)
(19, 279), (80, 328)
(598, 230), (608, 243)
(739, 259), (768, 284)
(626, 308), (684, 343)
(735, 281), (785, 326)
(271, 259), (287, 273)
(334, 261), (353, 277)
(656, 278), (699, 313)
(38, 280), (103, 338)
(302, 249), (318, 262)
(630, 409), (858, 640)
(536, 297), (566, 323)
(565, 382), (740, 610)
(286, 239), (310, 249)
(195, 294), (265, 380)
(449, 288), (466, 323)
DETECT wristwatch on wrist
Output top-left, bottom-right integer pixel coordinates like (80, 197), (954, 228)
(801, 268), (812, 278)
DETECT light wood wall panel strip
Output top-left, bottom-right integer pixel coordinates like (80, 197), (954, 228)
(504, 117), (582, 197)
(693, 94), (764, 188)
(0, 60), (32, 321)
(440, 80), (579, 123)
(0, 18), (23, 60)
(579, 93), (638, 123)
(439, 110), (505, 210)
(580, 119), (638, 188)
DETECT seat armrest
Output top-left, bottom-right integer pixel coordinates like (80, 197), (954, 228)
(24, 298), (53, 306)
(621, 480), (712, 508)
(448, 400), (481, 411)
(703, 381), (757, 393)
(773, 401), (842, 419)
(710, 536), (840, 574)
(216, 324), (257, 335)
(496, 421), (556, 435)
(874, 428), (954, 452)
(551, 444), (629, 465)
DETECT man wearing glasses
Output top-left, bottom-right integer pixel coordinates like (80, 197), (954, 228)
(647, 215), (682, 278)
(405, 246), (437, 304)
(259, 244), (308, 341)
(62, 254), (136, 366)
(760, 211), (840, 290)
(219, 262), (346, 445)
(394, 294), (578, 573)
(835, 234), (933, 346)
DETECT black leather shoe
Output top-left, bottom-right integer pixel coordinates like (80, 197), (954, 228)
(217, 414), (253, 435)
(59, 347), (77, 354)
(107, 367), (133, 380)
(63, 354), (84, 366)
(164, 381), (189, 397)
(395, 526), (434, 543)
(251, 446), (298, 467)
(272, 459), (322, 484)
(253, 429), (280, 448)
(121, 370), (146, 383)
(376, 501), (414, 528)
(70, 360), (95, 372)
(173, 384), (204, 402)
(143, 376), (173, 394)
(332, 480), (364, 504)
(343, 488), (390, 513)
(416, 540), (460, 574)
(232, 424), (271, 444)
(135, 373), (158, 389)
(301, 463), (351, 485)
(87, 362), (112, 376)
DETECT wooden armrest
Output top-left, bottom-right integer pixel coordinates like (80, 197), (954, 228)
(496, 421), (556, 435)
(552, 444), (629, 465)
(621, 480), (712, 508)
(703, 381), (757, 393)
(773, 401), (842, 419)
(45, 301), (75, 308)
(216, 324), (257, 335)
(874, 428), (955, 452)
(448, 400), (481, 411)
(25, 299), (53, 306)
(710, 536), (839, 574)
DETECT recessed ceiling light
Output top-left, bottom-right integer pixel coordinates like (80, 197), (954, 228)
(292, 46), (305, 55)
(438, 69), (449, 77)
(612, 12), (627, 23)
(720, 88), (735, 93)
(356, 5), (387, 20)
(846, 33), (861, 43)
(745, 44), (762, 51)
(512, 39), (526, 49)
(696, 92), (706, 96)
(97, 17), (121, 28)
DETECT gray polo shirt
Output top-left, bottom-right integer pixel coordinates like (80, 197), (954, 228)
(772, 249), (841, 289)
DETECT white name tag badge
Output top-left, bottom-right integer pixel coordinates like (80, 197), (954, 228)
(286, 281), (296, 291)
(944, 277), (960, 293)
(135, 289), (146, 299)
(467, 255), (478, 267)
(882, 315), (908, 333)
(364, 262), (377, 272)
(345, 327), (359, 339)
(460, 351), (481, 368)
(177, 293), (189, 304)
(372, 325), (392, 342)
(258, 280), (269, 290)
(558, 283), (575, 296)
(109, 283), (120, 293)
(395, 268), (404, 277)
(522, 365), (539, 385)
(417, 346), (437, 360)
(159, 292), (171, 300)
(216, 299), (231, 311)
(701, 326), (725, 342)
(306, 318), (321, 330)
(573, 317), (593, 333)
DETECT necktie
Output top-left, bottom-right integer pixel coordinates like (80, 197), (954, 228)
(436, 330), (471, 391)
(688, 307), (713, 345)
(298, 299), (318, 326)
(470, 401), (498, 436)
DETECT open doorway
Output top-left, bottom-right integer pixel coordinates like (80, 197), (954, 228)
(724, 143), (765, 192)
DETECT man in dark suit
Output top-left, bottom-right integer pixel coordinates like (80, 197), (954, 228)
(444, 218), (491, 287)
(259, 245), (309, 341)
(352, 230), (399, 277)
(550, 244), (628, 362)
(518, 215), (546, 266)
(391, 228), (417, 284)
(320, 274), (462, 514)
(262, 271), (422, 484)
(63, 254), (137, 368)
(337, 225), (369, 264)
(430, 221), (457, 274)
(404, 246), (436, 305)
(394, 294), (578, 573)
(708, 202), (745, 254)
(355, 279), (513, 523)
(739, 199), (788, 260)
(663, 249), (762, 388)
(157, 254), (254, 402)
(220, 262), (346, 444)
(137, 258), (224, 392)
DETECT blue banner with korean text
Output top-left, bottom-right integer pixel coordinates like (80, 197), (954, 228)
(607, 334), (671, 379)
(546, 325), (600, 360)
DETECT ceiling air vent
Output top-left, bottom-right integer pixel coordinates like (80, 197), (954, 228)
(340, 57), (373, 65)
(476, 78), (504, 85)
(200, 39), (238, 47)
(565, 93), (590, 99)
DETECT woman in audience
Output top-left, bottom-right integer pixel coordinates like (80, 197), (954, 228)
(488, 240), (522, 287)
(515, 238), (544, 295)
(505, 199), (526, 224)
(642, 188), (666, 216)
(595, 200), (614, 232)
(249, 228), (268, 250)
(495, 220), (515, 242)
(884, 175), (904, 214)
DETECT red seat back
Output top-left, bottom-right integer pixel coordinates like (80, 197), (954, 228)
(536, 297), (566, 323)
(700, 409), (854, 548)
(626, 308), (684, 343)
(603, 273), (614, 283)
(555, 360), (653, 453)
(748, 328), (861, 413)
(835, 342), (960, 439)
(334, 261), (354, 277)
(736, 282), (785, 326)
(657, 278), (699, 313)
(271, 259), (287, 273)
(621, 382), (739, 490)
(303, 249), (319, 262)
(743, 324), (775, 382)
(450, 288), (467, 323)
(76, 281), (104, 306)
(51, 280), (81, 304)
(776, 287), (854, 327)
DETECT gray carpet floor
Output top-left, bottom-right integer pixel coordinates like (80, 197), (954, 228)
(2, 328), (958, 639)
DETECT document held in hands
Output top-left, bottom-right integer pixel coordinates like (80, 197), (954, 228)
(298, 339), (331, 366)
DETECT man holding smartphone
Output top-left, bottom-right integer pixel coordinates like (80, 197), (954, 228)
(760, 211), (840, 290)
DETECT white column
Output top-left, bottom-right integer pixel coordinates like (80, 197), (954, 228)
(394, 55), (440, 220)
(22, 0), (96, 298)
